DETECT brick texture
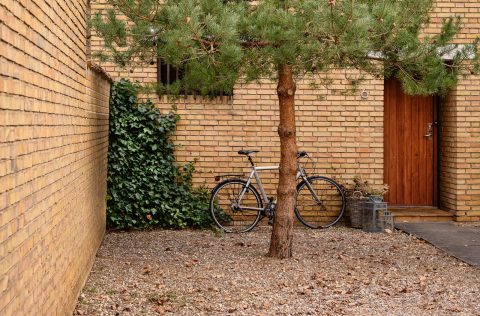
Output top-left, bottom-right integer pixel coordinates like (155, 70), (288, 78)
(90, 0), (480, 221)
(155, 76), (385, 196)
(429, 1), (480, 221)
(0, 0), (110, 314)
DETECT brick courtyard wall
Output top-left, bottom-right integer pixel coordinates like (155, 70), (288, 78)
(91, 0), (480, 220)
(439, 89), (459, 213)
(428, 1), (480, 221)
(152, 77), (384, 195)
(455, 74), (480, 221)
(438, 75), (480, 221)
(0, 0), (110, 314)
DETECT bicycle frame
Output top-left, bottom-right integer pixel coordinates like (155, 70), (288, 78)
(237, 164), (321, 211)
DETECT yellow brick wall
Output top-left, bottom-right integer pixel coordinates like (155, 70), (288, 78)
(0, 0), (110, 314)
(154, 76), (384, 196)
(91, 0), (480, 220)
(439, 74), (480, 221)
(428, 0), (480, 221)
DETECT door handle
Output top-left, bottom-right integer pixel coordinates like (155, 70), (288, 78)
(425, 123), (433, 138)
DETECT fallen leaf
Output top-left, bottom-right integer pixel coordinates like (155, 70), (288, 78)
(142, 266), (151, 275)
(154, 306), (165, 314)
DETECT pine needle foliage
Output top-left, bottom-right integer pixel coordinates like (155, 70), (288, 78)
(92, 0), (479, 96)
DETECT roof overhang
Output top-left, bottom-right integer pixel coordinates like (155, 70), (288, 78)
(367, 44), (476, 61)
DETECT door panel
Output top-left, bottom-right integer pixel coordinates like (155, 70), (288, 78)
(384, 79), (436, 206)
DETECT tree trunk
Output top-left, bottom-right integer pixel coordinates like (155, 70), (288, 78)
(268, 64), (298, 259)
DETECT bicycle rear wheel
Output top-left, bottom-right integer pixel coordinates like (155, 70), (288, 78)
(210, 179), (263, 233)
(295, 176), (345, 228)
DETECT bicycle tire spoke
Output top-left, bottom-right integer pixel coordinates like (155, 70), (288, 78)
(210, 180), (262, 233)
(295, 176), (345, 228)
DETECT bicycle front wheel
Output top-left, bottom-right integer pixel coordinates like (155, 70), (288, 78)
(295, 176), (345, 229)
(210, 179), (263, 233)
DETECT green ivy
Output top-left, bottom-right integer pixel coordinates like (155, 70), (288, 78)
(106, 79), (212, 229)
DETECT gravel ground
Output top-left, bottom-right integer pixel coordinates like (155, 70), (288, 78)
(74, 226), (480, 316)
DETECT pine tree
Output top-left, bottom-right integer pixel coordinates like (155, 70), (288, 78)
(92, 0), (479, 258)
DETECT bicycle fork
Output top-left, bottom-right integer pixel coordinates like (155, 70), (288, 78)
(298, 175), (323, 206)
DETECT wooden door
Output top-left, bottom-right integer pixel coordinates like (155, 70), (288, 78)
(384, 79), (437, 206)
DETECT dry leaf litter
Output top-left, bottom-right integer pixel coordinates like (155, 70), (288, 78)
(74, 226), (480, 315)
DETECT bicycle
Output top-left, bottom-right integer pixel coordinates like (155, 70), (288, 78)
(209, 150), (346, 232)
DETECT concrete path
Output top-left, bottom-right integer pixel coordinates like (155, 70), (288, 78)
(395, 222), (480, 267)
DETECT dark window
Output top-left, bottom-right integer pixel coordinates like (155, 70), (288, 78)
(156, 58), (232, 97)
(157, 58), (184, 86)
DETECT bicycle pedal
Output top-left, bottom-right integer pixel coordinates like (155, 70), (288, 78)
(268, 218), (274, 226)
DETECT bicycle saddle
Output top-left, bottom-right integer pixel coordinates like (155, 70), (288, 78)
(238, 149), (259, 156)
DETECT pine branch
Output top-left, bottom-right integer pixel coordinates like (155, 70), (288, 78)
(90, 0), (479, 96)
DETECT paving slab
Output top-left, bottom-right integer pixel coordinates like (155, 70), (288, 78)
(395, 222), (480, 267)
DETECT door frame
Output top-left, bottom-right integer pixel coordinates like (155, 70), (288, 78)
(433, 96), (439, 207)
